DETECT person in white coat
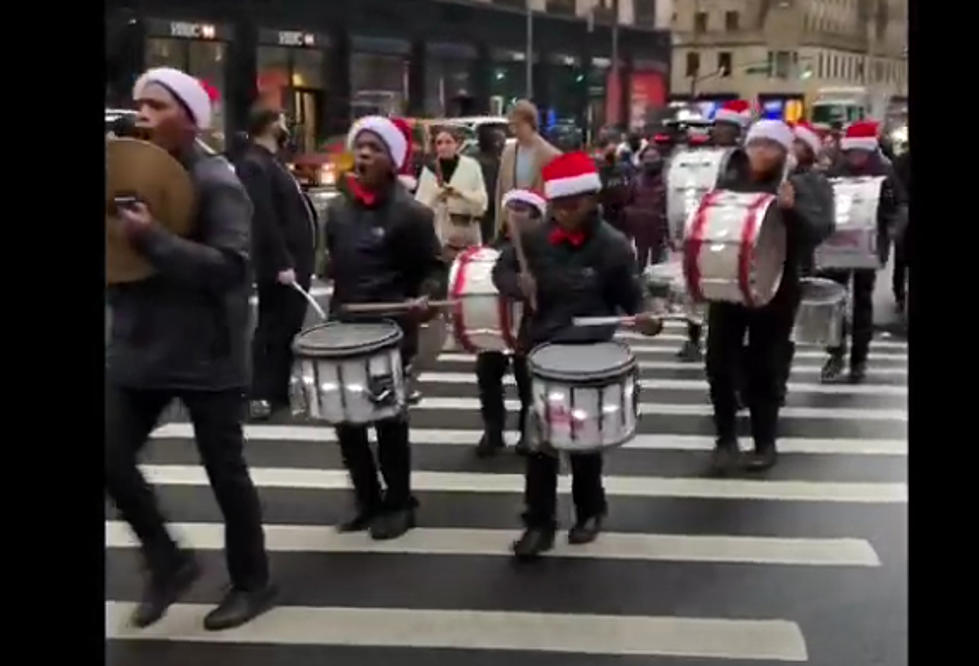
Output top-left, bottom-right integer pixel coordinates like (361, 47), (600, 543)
(415, 127), (488, 259)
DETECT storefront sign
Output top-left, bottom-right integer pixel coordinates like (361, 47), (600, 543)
(146, 18), (232, 41)
(170, 21), (216, 39)
(278, 31), (315, 47)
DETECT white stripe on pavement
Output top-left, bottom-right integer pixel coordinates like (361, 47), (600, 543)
(614, 327), (906, 349)
(615, 343), (907, 361)
(416, 396), (907, 421)
(150, 424), (907, 456)
(105, 521), (881, 567)
(418, 371), (908, 396)
(105, 602), (808, 661)
(139, 464), (908, 503)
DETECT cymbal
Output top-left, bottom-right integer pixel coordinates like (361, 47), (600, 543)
(105, 138), (195, 284)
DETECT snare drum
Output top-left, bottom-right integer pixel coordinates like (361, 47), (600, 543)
(792, 278), (847, 347)
(814, 176), (886, 271)
(528, 342), (639, 453)
(289, 321), (405, 425)
(448, 246), (523, 353)
(666, 148), (734, 242)
(683, 189), (786, 307)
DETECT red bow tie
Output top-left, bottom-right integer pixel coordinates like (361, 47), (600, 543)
(549, 227), (586, 247)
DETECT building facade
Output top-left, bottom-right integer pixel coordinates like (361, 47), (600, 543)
(669, 0), (907, 121)
(106, 0), (672, 151)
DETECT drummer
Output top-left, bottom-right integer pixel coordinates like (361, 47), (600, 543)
(819, 120), (906, 384)
(705, 120), (834, 473)
(323, 115), (446, 540)
(492, 152), (663, 560)
(475, 189), (546, 458)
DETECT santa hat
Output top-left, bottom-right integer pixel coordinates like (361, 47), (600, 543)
(389, 117), (417, 190)
(792, 121), (822, 155)
(745, 119), (794, 152)
(841, 120), (880, 152)
(714, 99), (752, 128)
(133, 67), (212, 130)
(541, 152), (602, 200)
(502, 188), (547, 217)
(346, 115), (409, 171)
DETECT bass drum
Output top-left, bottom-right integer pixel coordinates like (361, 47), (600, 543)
(666, 147), (735, 242)
(447, 246), (523, 354)
(814, 176), (886, 271)
(683, 189), (786, 308)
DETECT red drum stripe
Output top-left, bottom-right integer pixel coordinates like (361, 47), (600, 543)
(683, 190), (722, 302)
(451, 246), (483, 353)
(737, 194), (774, 307)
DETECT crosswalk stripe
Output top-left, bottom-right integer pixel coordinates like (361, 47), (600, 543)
(105, 521), (881, 567)
(151, 423), (907, 455)
(418, 371), (908, 396)
(105, 601), (809, 661)
(605, 343), (907, 361)
(615, 326), (906, 348)
(416, 396), (907, 421)
(139, 464), (908, 503)
(436, 353), (908, 376)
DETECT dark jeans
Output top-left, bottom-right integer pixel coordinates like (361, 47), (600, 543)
(687, 321), (703, 345)
(336, 417), (415, 514)
(251, 281), (309, 405)
(105, 385), (269, 589)
(634, 227), (666, 274)
(821, 269), (875, 366)
(892, 238), (907, 303)
(706, 283), (800, 448)
(523, 452), (606, 530)
(476, 351), (532, 433)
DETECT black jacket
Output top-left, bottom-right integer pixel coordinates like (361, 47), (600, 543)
(323, 182), (446, 359)
(235, 143), (317, 284)
(107, 144), (253, 391)
(493, 210), (642, 346)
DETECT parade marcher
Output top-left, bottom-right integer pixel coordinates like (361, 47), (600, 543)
(625, 147), (668, 274)
(492, 152), (664, 560)
(236, 108), (317, 421)
(820, 120), (905, 384)
(597, 137), (634, 237)
(106, 67), (275, 630)
(474, 125), (505, 244)
(706, 120), (834, 472)
(892, 145), (910, 313)
(494, 100), (562, 233)
(475, 188), (546, 458)
(415, 126), (488, 257)
(325, 115), (446, 539)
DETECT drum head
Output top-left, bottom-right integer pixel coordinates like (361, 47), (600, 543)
(293, 321), (403, 357)
(749, 202), (787, 306)
(529, 342), (636, 382)
(800, 277), (847, 304)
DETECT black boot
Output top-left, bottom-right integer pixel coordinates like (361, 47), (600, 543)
(248, 399), (272, 422)
(203, 583), (278, 631)
(476, 429), (505, 458)
(568, 515), (604, 545)
(336, 508), (377, 533)
(821, 354), (846, 384)
(512, 527), (555, 561)
(131, 552), (200, 628)
(710, 439), (739, 475)
(514, 409), (532, 456)
(743, 443), (778, 471)
(676, 339), (703, 363)
(370, 508), (416, 540)
(849, 360), (867, 384)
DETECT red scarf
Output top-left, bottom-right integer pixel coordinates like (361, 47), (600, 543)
(549, 227), (586, 247)
(345, 173), (379, 207)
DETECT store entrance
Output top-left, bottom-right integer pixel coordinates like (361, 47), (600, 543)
(290, 87), (322, 155)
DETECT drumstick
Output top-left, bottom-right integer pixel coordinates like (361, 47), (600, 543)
(572, 313), (688, 327)
(290, 282), (327, 321)
(342, 299), (459, 314)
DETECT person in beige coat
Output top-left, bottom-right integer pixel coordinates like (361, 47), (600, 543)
(493, 100), (562, 239)
(415, 127), (488, 255)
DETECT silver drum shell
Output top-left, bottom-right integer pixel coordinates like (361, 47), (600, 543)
(792, 278), (847, 347)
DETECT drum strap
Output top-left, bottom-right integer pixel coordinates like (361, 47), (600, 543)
(683, 190), (723, 302)
(737, 194), (775, 308)
(450, 246), (483, 354)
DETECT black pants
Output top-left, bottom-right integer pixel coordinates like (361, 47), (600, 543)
(821, 269), (875, 366)
(634, 226), (665, 274)
(687, 321), (702, 345)
(251, 281), (309, 405)
(706, 284), (800, 448)
(476, 351), (531, 433)
(105, 385), (269, 589)
(892, 238), (907, 303)
(523, 452), (606, 530)
(336, 417), (415, 514)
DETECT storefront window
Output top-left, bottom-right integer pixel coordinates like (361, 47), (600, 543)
(350, 52), (408, 118)
(425, 57), (474, 117)
(257, 46), (326, 154)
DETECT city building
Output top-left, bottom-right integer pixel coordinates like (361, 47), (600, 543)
(105, 0), (672, 152)
(669, 0), (907, 122)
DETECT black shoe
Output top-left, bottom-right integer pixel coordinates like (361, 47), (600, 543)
(821, 355), (846, 384)
(131, 553), (200, 628)
(512, 528), (555, 561)
(710, 440), (739, 474)
(849, 361), (867, 384)
(568, 516), (603, 545)
(514, 434), (532, 457)
(676, 340), (703, 363)
(203, 583), (277, 631)
(476, 430), (505, 458)
(369, 508), (416, 540)
(336, 509), (377, 533)
(743, 445), (778, 471)
(407, 389), (423, 405)
(248, 400), (272, 422)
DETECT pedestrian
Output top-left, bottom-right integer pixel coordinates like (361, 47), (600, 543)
(819, 120), (906, 384)
(492, 152), (664, 560)
(706, 120), (834, 473)
(474, 126), (505, 244)
(105, 67), (275, 631)
(324, 115), (446, 539)
(235, 108), (317, 421)
(625, 147), (668, 274)
(891, 145), (910, 313)
(474, 188), (544, 458)
(493, 99), (562, 234)
(415, 126), (488, 259)
(597, 137), (634, 237)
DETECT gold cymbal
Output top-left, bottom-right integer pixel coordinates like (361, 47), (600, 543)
(105, 138), (195, 284)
